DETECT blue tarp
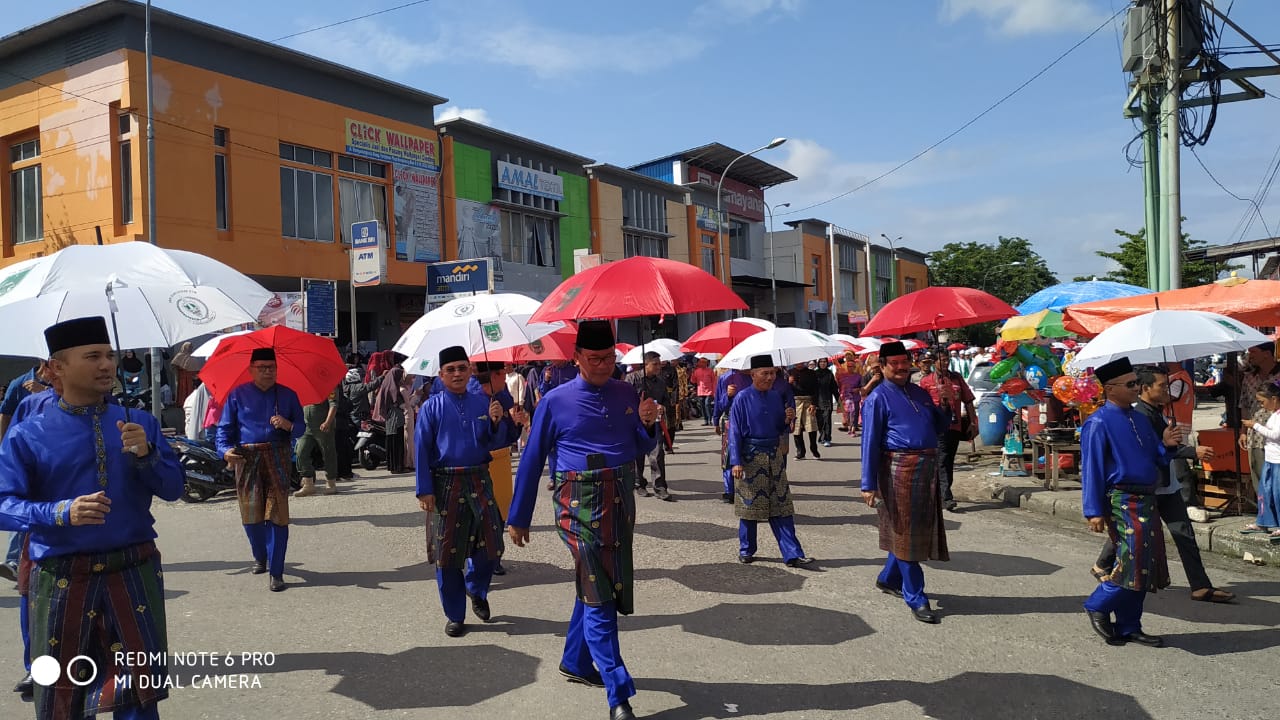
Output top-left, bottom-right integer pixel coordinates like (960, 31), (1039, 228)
(1015, 281), (1151, 315)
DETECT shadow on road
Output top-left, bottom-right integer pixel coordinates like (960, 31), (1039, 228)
(636, 521), (737, 542)
(941, 550), (1064, 577)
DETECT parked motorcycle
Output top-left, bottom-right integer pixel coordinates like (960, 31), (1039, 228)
(355, 419), (387, 471)
(167, 435), (235, 503)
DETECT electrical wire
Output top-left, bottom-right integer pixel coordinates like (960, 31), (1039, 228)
(271, 0), (435, 42)
(1190, 146), (1272, 238)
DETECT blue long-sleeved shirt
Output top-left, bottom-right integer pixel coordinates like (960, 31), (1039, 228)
(860, 381), (949, 492)
(0, 400), (184, 560)
(713, 370), (750, 425)
(508, 376), (656, 528)
(432, 376), (482, 395)
(215, 382), (305, 456)
(1080, 401), (1167, 518)
(414, 390), (519, 497)
(773, 372), (796, 410)
(727, 386), (789, 467)
(538, 364), (579, 397)
(0, 368), (42, 417)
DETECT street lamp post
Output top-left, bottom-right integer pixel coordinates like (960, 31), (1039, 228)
(879, 233), (901, 300)
(763, 200), (789, 323)
(981, 261), (1024, 291)
(716, 138), (787, 296)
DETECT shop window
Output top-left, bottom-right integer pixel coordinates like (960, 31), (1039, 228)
(118, 115), (133, 225)
(811, 255), (821, 292)
(729, 219), (750, 259)
(499, 209), (556, 268)
(623, 188), (666, 234)
(214, 127), (228, 230)
(10, 138), (41, 244)
(338, 177), (388, 246)
(280, 142), (335, 242)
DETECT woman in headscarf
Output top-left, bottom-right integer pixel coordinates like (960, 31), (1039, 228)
(837, 353), (864, 436)
(373, 364), (409, 473)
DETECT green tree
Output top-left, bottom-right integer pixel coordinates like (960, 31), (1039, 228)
(1075, 227), (1233, 287)
(926, 236), (1059, 344)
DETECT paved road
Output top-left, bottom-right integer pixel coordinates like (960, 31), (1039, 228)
(0, 422), (1275, 719)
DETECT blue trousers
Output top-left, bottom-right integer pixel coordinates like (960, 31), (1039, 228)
(723, 468), (734, 495)
(243, 522), (289, 578)
(20, 591), (29, 670)
(561, 599), (634, 709)
(1084, 581), (1147, 636)
(738, 516), (804, 562)
(878, 552), (928, 610)
(438, 555), (496, 623)
(701, 396), (714, 424)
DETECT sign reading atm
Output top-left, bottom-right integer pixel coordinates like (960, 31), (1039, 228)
(497, 161), (564, 201)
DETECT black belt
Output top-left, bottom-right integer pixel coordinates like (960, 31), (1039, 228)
(1112, 483), (1157, 496)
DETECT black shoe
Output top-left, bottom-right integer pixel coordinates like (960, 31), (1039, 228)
(738, 554), (755, 564)
(912, 604), (940, 624)
(655, 487), (674, 501)
(875, 580), (904, 598)
(810, 448), (821, 459)
(269, 576), (286, 592)
(251, 561), (267, 575)
(944, 500), (959, 512)
(610, 701), (635, 720)
(1086, 610), (1119, 643)
(636, 486), (652, 497)
(0, 562), (16, 583)
(721, 493), (734, 504)
(492, 562), (507, 576)
(14, 672), (33, 701)
(1119, 631), (1164, 647)
(444, 620), (466, 637)
(795, 453), (805, 460)
(785, 556), (816, 568)
(470, 594), (491, 622)
(558, 663), (605, 688)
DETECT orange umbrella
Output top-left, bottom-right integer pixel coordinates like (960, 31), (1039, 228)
(1062, 279), (1280, 337)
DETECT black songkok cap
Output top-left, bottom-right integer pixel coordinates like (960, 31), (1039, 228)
(472, 361), (502, 373)
(250, 347), (276, 363)
(576, 320), (615, 350)
(439, 345), (469, 367)
(45, 316), (110, 355)
(879, 341), (908, 360)
(1251, 341), (1275, 353)
(1094, 357), (1134, 384)
(749, 354), (774, 369)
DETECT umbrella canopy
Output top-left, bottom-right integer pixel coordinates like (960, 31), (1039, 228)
(901, 339), (926, 351)
(394, 293), (563, 376)
(719, 328), (846, 370)
(619, 338), (682, 365)
(0, 243), (272, 358)
(529, 256), (746, 323)
(946, 342), (966, 351)
(198, 325), (347, 405)
(681, 319), (769, 355)
(1000, 309), (1070, 341)
(1068, 310), (1271, 369)
(1062, 279), (1280, 337)
(470, 324), (579, 364)
(1015, 280), (1151, 315)
(191, 330), (255, 359)
(861, 287), (1017, 336)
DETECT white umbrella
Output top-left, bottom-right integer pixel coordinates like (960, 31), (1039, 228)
(738, 317), (775, 329)
(1069, 310), (1271, 369)
(191, 329), (255, 358)
(719, 328), (846, 370)
(395, 293), (564, 375)
(0, 243), (273, 358)
(619, 338), (682, 365)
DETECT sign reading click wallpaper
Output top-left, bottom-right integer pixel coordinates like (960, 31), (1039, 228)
(345, 119), (442, 262)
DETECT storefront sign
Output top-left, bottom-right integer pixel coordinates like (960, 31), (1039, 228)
(497, 160), (564, 201)
(393, 165), (441, 262)
(302, 278), (337, 337)
(351, 220), (386, 287)
(695, 204), (720, 231)
(456, 199), (503, 285)
(686, 166), (765, 222)
(847, 310), (869, 324)
(345, 119), (439, 170)
(257, 292), (304, 331)
(427, 258), (494, 303)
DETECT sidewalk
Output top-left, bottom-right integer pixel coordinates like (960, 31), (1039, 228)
(948, 452), (1280, 567)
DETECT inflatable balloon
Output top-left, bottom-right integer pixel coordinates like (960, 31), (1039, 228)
(1001, 392), (1037, 412)
(1024, 364), (1048, 390)
(989, 356), (1021, 382)
(1051, 375), (1075, 404)
(999, 378), (1030, 395)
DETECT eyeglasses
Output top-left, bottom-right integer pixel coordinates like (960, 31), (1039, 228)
(1107, 380), (1139, 389)
(250, 364), (277, 372)
(580, 355), (615, 367)
(440, 365), (471, 375)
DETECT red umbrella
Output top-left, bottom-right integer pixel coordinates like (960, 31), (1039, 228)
(681, 319), (768, 355)
(198, 325), (346, 405)
(530, 256), (747, 323)
(946, 342), (966, 351)
(861, 287), (1017, 336)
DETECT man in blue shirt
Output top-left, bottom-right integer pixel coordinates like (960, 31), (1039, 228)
(1081, 357), (1177, 647)
(861, 341), (952, 624)
(0, 316), (184, 720)
(416, 346), (524, 637)
(0, 361), (48, 583)
(216, 348), (305, 592)
(508, 321), (659, 720)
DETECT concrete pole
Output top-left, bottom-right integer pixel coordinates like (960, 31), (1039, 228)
(1162, 0), (1183, 289)
(145, 0), (163, 419)
(827, 224), (838, 334)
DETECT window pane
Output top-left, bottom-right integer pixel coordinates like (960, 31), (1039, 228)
(370, 162), (386, 178)
(280, 168), (296, 237)
(214, 154), (227, 230)
(214, 127), (226, 147)
(295, 147), (314, 166)
(371, 184), (387, 245)
(357, 181), (373, 219)
(279, 143), (293, 160)
(314, 151), (331, 169)
(315, 173), (333, 242)
(354, 159), (370, 176)
(338, 177), (355, 243)
(12, 166), (42, 243)
(119, 114), (131, 135)
(338, 156), (354, 172)
(119, 141), (133, 224)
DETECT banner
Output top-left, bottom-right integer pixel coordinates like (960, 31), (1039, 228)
(393, 165), (441, 262)
(427, 259), (493, 304)
(456, 199), (503, 285)
(351, 220), (385, 287)
(257, 292), (304, 331)
(345, 119), (439, 171)
(302, 278), (338, 336)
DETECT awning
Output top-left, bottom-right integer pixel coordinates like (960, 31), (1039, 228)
(731, 274), (810, 289)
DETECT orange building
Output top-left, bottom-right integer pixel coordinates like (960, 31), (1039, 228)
(0, 0), (449, 351)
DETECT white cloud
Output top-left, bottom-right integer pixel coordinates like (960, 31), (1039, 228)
(435, 106), (493, 125)
(694, 0), (803, 23)
(940, 0), (1108, 35)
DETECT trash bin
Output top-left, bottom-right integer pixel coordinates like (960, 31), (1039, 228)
(977, 395), (1012, 447)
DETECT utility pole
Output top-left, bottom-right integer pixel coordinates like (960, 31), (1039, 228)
(145, 0), (163, 420)
(1161, 0), (1182, 289)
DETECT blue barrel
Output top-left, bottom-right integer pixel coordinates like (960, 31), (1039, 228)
(977, 395), (1012, 447)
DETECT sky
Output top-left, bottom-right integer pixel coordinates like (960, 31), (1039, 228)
(10, 0), (1280, 281)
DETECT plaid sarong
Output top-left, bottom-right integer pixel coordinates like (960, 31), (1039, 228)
(877, 449), (949, 562)
(235, 442), (293, 525)
(552, 465), (637, 615)
(735, 440), (794, 521)
(31, 542), (168, 718)
(429, 465), (505, 570)
(1105, 490), (1171, 592)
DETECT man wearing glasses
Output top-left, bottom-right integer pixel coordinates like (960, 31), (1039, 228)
(507, 321), (659, 720)
(216, 348), (305, 592)
(1081, 357), (1181, 647)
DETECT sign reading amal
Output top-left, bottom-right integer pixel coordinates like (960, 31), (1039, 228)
(496, 161), (564, 201)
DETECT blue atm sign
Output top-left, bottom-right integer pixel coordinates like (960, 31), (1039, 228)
(427, 259), (493, 303)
